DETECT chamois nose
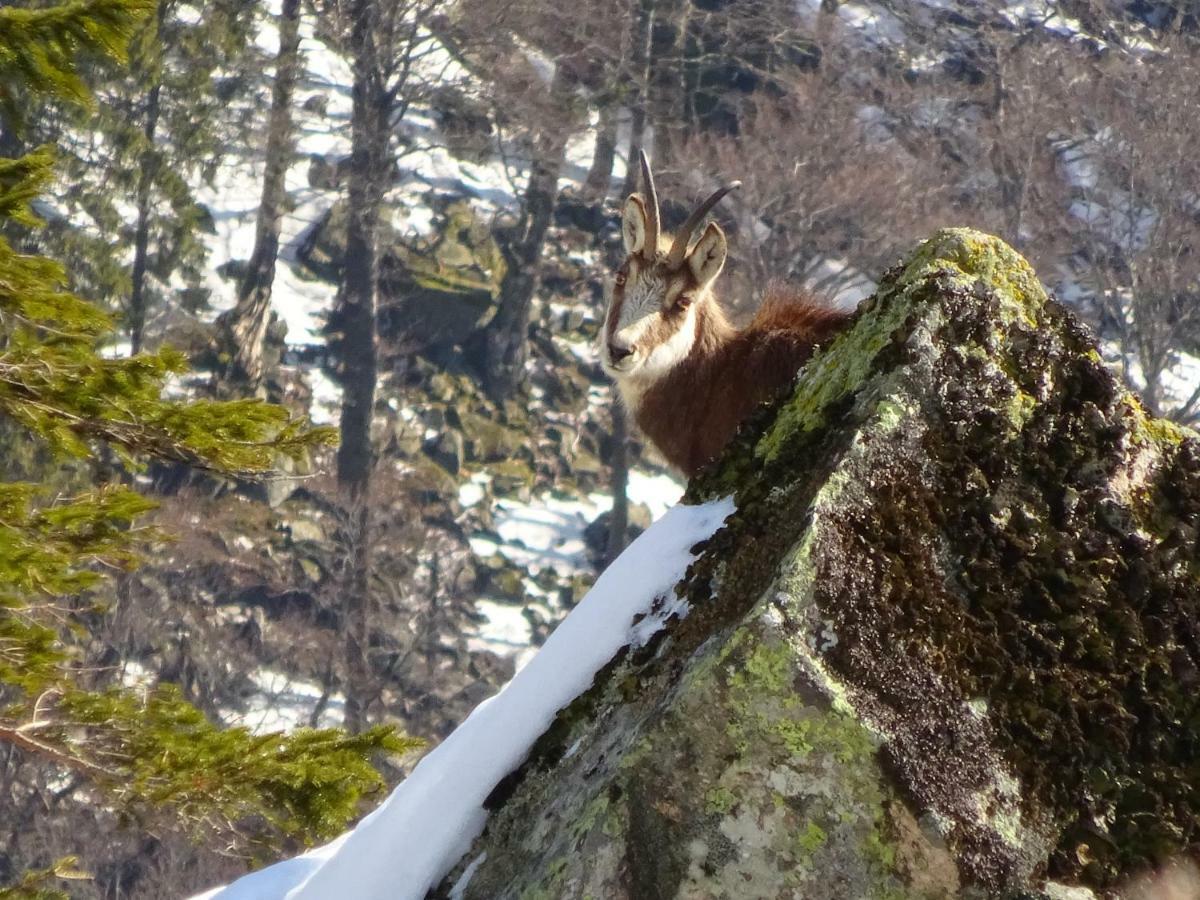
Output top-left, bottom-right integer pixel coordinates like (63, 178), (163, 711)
(608, 341), (633, 364)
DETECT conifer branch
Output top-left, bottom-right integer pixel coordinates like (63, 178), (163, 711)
(0, 723), (117, 778)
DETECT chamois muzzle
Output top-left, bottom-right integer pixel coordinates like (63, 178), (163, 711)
(607, 341), (634, 365)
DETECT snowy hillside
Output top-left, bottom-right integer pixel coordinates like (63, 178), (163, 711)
(158, 0), (1200, 860)
(143, 8), (689, 737)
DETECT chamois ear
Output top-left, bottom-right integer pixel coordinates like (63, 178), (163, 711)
(622, 195), (649, 256)
(686, 222), (727, 289)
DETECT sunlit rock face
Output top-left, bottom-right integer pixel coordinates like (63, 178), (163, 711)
(434, 229), (1200, 900)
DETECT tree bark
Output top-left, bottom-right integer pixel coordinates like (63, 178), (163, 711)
(336, 3), (389, 497)
(337, 0), (391, 733)
(583, 103), (618, 201)
(128, 3), (168, 355)
(604, 397), (629, 567)
(129, 78), (161, 355)
(481, 68), (574, 400)
(218, 0), (302, 391)
(342, 498), (373, 735)
(621, 0), (655, 198)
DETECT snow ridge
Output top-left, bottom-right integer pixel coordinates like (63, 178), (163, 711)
(194, 495), (734, 900)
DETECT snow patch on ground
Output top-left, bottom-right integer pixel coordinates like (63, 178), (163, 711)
(194, 495), (734, 900)
(303, 366), (342, 426)
(225, 669), (345, 733)
(464, 470), (684, 665)
(627, 470), (684, 520)
(489, 492), (607, 573)
(466, 489), (609, 664)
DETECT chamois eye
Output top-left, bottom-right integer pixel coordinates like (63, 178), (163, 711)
(676, 294), (693, 310)
(614, 272), (627, 287)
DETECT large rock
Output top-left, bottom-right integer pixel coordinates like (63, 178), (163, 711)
(434, 230), (1200, 898)
(298, 199), (503, 351)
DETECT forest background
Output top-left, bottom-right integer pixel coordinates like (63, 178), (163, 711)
(1, 0), (1199, 896)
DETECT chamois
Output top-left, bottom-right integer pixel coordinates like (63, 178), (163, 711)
(601, 152), (851, 478)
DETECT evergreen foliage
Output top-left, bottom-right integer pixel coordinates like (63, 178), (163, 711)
(0, 1), (155, 129)
(21, 0), (262, 347)
(0, 1), (419, 892)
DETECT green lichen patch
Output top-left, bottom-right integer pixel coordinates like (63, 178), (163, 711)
(741, 229), (1050, 473)
(770, 237), (1200, 888)
(818, 300), (1199, 886)
(688, 229), (1200, 890)
(899, 227), (1046, 329)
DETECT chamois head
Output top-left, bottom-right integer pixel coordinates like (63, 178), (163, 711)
(600, 151), (740, 382)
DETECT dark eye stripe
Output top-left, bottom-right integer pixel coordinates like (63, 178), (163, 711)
(606, 292), (624, 335)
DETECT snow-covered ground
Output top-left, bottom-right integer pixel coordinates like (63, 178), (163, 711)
(225, 669), (345, 732)
(193, 495), (734, 900)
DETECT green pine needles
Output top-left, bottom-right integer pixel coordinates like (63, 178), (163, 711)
(0, 0), (420, 890)
(0, 1), (156, 125)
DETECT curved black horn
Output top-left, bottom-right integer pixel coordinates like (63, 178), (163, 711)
(666, 180), (742, 269)
(638, 150), (661, 261)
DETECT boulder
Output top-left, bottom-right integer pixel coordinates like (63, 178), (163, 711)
(298, 199), (504, 353)
(307, 152), (351, 191)
(435, 230), (1200, 898)
(377, 200), (504, 350)
(430, 85), (494, 164)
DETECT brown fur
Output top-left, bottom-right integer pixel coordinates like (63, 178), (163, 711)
(632, 288), (850, 477)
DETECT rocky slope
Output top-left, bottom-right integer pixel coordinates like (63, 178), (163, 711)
(433, 229), (1200, 898)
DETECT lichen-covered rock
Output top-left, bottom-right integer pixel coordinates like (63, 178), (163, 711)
(298, 199), (503, 352)
(432, 229), (1200, 899)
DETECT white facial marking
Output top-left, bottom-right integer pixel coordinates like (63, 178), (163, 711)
(610, 302), (698, 411)
(638, 302), (697, 379)
(615, 271), (667, 339)
(602, 269), (667, 374)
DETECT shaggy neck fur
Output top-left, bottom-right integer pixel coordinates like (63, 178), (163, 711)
(622, 287), (849, 477)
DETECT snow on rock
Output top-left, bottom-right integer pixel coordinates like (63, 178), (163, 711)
(193, 495), (734, 900)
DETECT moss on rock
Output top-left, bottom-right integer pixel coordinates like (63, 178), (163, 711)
(433, 230), (1200, 899)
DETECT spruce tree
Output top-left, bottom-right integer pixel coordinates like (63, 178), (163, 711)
(0, 2), (418, 892)
(317, 0), (454, 732)
(217, 0), (303, 391)
(25, 0), (261, 353)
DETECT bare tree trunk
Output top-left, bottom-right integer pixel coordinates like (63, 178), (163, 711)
(988, 61), (1030, 250)
(342, 498), (372, 734)
(337, 0), (390, 733)
(651, 0), (689, 160)
(218, 0), (302, 390)
(583, 103), (618, 200)
(621, 0), (655, 198)
(129, 78), (161, 355)
(482, 68), (575, 400)
(127, 3), (168, 355)
(605, 397), (629, 567)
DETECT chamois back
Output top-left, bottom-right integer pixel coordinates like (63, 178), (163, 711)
(633, 288), (850, 477)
